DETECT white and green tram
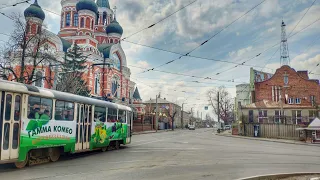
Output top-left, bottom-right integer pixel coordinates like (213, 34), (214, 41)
(0, 80), (133, 168)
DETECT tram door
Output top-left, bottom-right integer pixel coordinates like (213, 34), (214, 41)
(75, 104), (91, 151)
(126, 111), (132, 144)
(0, 92), (21, 160)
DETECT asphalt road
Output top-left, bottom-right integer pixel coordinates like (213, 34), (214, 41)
(1, 128), (320, 180)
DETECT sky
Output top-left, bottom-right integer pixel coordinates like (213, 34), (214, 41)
(0, 0), (319, 120)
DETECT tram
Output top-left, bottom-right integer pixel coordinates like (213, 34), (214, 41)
(0, 80), (133, 168)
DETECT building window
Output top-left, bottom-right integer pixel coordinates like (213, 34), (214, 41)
(311, 96), (315, 106)
(309, 110), (317, 122)
(94, 73), (101, 95)
(35, 71), (43, 87)
(295, 98), (301, 104)
(103, 12), (107, 25)
(112, 77), (119, 98)
(288, 98), (294, 104)
(258, 110), (268, 123)
(284, 75), (288, 85)
(111, 52), (121, 70)
(73, 13), (78, 27)
(110, 39), (113, 43)
(248, 110), (253, 123)
(292, 110), (302, 124)
(91, 19), (94, 30)
(274, 110), (282, 123)
(66, 12), (71, 26)
(96, 11), (99, 25)
(80, 17), (84, 28)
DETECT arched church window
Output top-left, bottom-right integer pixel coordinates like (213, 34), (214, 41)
(80, 18), (84, 28)
(96, 11), (99, 25)
(103, 12), (107, 25)
(66, 12), (71, 27)
(73, 13), (78, 27)
(37, 25), (41, 34)
(94, 72), (101, 95)
(111, 52), (121, 71)
(111, 76), (119, 98)
(91, 19), (94, 30)
(86, 18), (90, 29)
(35, 71), (43, 87)
(110, 39), (113, 43)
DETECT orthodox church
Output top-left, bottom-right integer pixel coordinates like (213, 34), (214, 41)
(11, 0), (142, 105)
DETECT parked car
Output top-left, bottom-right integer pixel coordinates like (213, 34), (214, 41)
(225, 125), (231, 130)
(189, 124), (195, 130)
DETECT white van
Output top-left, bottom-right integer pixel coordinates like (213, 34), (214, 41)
(188, 124), (195, 130)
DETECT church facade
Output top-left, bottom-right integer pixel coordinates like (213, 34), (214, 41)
(7, 0), (139, 105)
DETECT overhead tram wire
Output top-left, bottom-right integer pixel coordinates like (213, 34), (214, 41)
(214, 16), (320, 76)
(122, 40), (274, 70)
(0, 0), (29, 10)
(121, 0), (198, 41)
(138, 0), (267, 74)
(259, 0), (318, 72)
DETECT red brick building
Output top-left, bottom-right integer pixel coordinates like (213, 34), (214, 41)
(241, 65), (319, 125)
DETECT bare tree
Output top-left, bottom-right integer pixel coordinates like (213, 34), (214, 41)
(0, 13), (57, 85)
(207, 86), (234, 125)
(164, 104), (180, 131)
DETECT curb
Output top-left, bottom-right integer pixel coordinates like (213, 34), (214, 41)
(235, 172), (320, 180)
(132, 129), (182, 135)
(215, 133), (320, 147)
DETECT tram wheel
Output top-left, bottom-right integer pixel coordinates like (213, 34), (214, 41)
(115, 141), (120, 150)
(15, 153), (29, 169)
(49, 148), (60, 162)
(101, 147), (107, 152)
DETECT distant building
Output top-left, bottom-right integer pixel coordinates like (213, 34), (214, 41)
(241, 65), (319, 125)
(143, 98), (182, 129)
(181, 111), (191, 128)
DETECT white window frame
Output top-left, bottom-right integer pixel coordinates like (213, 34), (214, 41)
(288, 98), (294, 104)
(94, 72), (101, 95)
(295, 98), (301, 104)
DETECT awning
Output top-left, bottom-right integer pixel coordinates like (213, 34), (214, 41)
(296, 117), (320, 131)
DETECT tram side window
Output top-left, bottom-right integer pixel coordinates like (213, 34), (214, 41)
(55, 100), (74, 121)
(118, 110), (126, 123)
(94, 106), (106, 122)
(28, 96), (53, 120)
(107, 108), (117, 122)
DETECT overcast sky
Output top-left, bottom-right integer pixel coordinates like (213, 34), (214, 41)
(0, 0), (319, 119)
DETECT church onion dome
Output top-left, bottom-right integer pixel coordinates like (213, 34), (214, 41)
(98, 44), (112, 58)
(106, 19), (123, 35)
(76, 0), (98, 14)
(24, 0), (45, 20)
(59, 37), (72, 52)
(96, 0), (110, 8)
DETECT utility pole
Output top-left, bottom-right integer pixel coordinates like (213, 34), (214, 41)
(181, 103), (184, 129)
(155, 94), (159, 132)
(217, 91), (220, 133)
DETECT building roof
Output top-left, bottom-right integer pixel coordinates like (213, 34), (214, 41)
(106, 19), (123, 35)
(59, 37), (72, 52)
(76, 0), (98, 14)
(297, 117), (320, 130)
(144, 98), (172, 104)
(133, 87), (141, 100)
(97, 43), (113, 58)
(243, 100), (314, 109)
(24, 0), (45, 20)
(96, 0), (110, 8)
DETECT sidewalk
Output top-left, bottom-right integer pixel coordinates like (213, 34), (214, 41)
(216, 131), (320, 147)
(132, 129), (180, 135)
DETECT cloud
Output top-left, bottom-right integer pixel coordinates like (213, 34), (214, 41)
(229, 46), (253, 57)
(267, 27), (276, 33)
(136, 60), (150, 69)
(259, 0), (281, 18)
